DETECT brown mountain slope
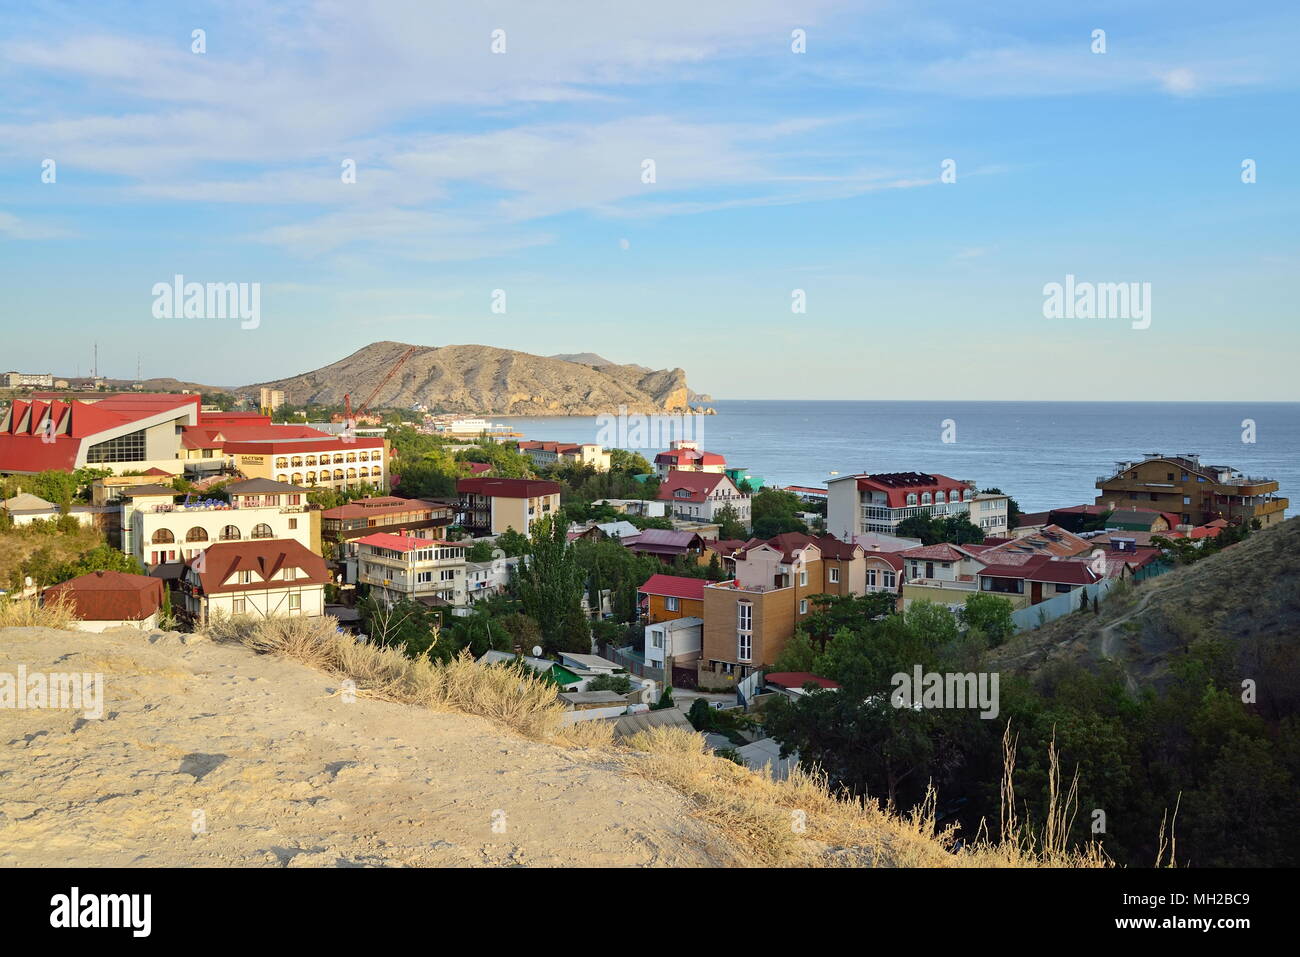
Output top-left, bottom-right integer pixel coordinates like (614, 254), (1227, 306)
(244, 341), (696, 415)
(988, 516), (1300, 696)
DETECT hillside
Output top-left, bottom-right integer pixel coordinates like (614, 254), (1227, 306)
(989, 517), (1300, 694)
(0, 618), (1100, 868)
(244, 342), (700, 415)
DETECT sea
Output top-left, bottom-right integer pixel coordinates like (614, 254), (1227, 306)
(494, 400), (1299, 516)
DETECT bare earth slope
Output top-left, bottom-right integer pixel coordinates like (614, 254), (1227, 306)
(988, 517), (1300, 692)
(244, 341), (696, 415)
(0, 626), (741, 867)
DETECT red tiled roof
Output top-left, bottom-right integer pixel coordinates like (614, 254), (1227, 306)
(189, 539), (329, 595)
(44, 570), (164, 622)
(466, 462), (493, 475)
(865, 551), (905, 570)
(898, 543), (974, 562)
(654, 448), (726, 466)
(355, 532), (458, 553)
(843, 472), (971, 509)
(656, 469), (732, 502)
(457, 477), (562, 498)
(638, 574), (707, 601)
(0, 394), (198, 472)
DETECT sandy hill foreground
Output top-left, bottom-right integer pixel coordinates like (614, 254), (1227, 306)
(0, 626), (739, 867)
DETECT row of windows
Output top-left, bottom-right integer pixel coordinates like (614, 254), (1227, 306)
(274, 451), (380, 468)
(275, 468), (379, 484)
(87, 428), (147, 464)
(904, 489), (969, 506)
(152, 524), (278, 544)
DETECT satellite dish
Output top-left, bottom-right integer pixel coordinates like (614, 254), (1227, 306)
(531, 645), (542, 657)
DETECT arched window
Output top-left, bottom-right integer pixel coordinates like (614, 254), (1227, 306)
(152, 528), (175, 544)
(346, 453), (357, 463)
(292, 473), (303, 485)
(921, 492), (932, 505)
(358, 467), (369, 479)
(186, 527), (209, 542)
(907, 493), (918, 506)
(935, 491), (946, 504)
(305, 456), (316, 466)
(275, 458), (288, 469)
(346, 468), (357, 479)
(291, 457), (303, 467)
(219, 525), (241, 541)
(334, 454), (346, 464)
(334, 469), (344, 481)
(306, 472), (317, 483)
(251, 523), (273, 539)
(276, 474), (289, 483)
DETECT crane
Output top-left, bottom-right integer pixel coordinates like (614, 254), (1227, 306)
(331, 345), (419, 425)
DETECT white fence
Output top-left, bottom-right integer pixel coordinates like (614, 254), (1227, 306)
(1010, 579), (1116, 633)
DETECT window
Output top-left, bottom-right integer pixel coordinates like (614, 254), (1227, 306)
(921, 492), (932, 505)
(417, 571), (433, 584)
(651, 631), (663, 649)
(665, 596), (679, 611)
(1183, 496), (1191, 505)
(737, 602), (752, 633)
(289, 518), (298, 529)
(251, 524), (273, 539)
(186, 527), (209, 543)
(829, 567), (840, 584)
(289, 594), (301, 611)
(238, 570), (253, 584)
(152, 529), (175, 544)
(799, 569), (807, 586)
(883, 571), (896, 588)
(799, 599), (808, 614)
(737, 632), (752, 662)
(232, 598), (246, 613)
(219, 525), (240, 541)
(935, 491), (946, 504)
(867, 568), (877, 586)
(907, 493), (918, 506)
(86, 428), (147, 463)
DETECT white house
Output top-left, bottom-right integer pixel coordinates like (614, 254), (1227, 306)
(180, 538), (328, 624)
(644, 616), (703, 670)
(355, 532), (468, 607)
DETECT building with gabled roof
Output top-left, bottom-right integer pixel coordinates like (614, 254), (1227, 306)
(653, 440), (726, 478)
(827, 470), (977, 539)
(657, 469), (750, 525)
(179, 538), (328, 624)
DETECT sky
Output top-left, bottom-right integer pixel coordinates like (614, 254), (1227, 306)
(1, 0), (1297, 400)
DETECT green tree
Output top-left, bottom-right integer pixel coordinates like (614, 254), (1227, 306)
(750, 488), (807, 539)
(959, 593), (1016, 646)
(515, 516), (589, 655)
(715, 503), (747, 539)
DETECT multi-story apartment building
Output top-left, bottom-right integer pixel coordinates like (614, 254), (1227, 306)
(653, 440), (727, 478)
(700, 533), (866, 679)
(456, 477), (562, 536)
(657, 469), (751, 525)
(356, 533), (468, 607)
(1095, 453), (1288, 528)
(179, 538), (328, 625)
(4, 371), (55, 389)
(971, 492), (1010, 537)
(827, 471), (977, 539)
(320, 495), (455, 582)
(518, 440), (611, 472)
(123, 478), (317, 569)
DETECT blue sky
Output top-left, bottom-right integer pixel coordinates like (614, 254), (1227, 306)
(1, 0), (1297, 400)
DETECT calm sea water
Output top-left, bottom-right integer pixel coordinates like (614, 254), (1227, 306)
(495, 401), (1299, 516)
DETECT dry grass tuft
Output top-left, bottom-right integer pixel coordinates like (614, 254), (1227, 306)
(206, 614), (566, 740)
(0, 590), (80, 629)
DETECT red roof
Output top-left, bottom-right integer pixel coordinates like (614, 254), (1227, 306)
(467, 462), (493, 475)
(44, 570), (165, 622)
(188, 539), (328, 595)
(845, 472), (971, 509)
(638, 574), (706, 602)
(865, 551), (905, 570)
(654, 448), (726, 467)
(898, 543), (974, 562)
(321, 497), (446, 520)
(355, 532), (456, 553)
(221, 436), (383, 454)
(0, 394), (198, 472)
(656, 469), (732, 502)
(457, 477), (562, 498)
(766, 672), (841, 690)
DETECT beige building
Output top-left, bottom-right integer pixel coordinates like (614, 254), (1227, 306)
(180, 538), (328, 625)
(356, 533), (468, 607)
(122, 478), (317, 569)
(457, 477), (562, 536)
(1095, 452), (1288, 528)
(518, 440), (612, 472)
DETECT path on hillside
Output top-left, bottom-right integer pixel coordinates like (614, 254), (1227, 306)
(1093, 581), (1169, 696)
(0, 626), (743, 868)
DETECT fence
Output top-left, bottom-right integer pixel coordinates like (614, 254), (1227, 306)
(606, 644), (665, 683)
(1010, 579), (1116, 633)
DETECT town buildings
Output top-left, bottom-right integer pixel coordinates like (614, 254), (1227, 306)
(653, 440), (726, 478)
(43, 570), (166, 632)
(122, 478), (317, 569)
(699, 533), (868, 680)
(320, 495), (454, 581)
(355, 532), (468, 607)
(4, 371), (55, 389)
(456, 477), (562, 536)
(657, 469), (751, 524)
(827, 471), (977, 539)
(518, 440), (611, 472)
(179, 538), (329, 624)
(1095, 452), (1288, 528)
(638, 573), (706, 623)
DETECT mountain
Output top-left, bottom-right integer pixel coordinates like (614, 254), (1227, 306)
(549, 353), (713, 404)
(243, 341), (701, 415)
(988, 517), (1300, 693)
